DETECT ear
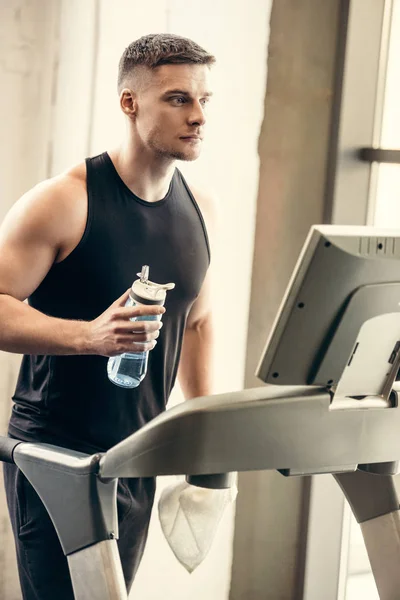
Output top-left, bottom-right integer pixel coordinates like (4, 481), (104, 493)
(120, 88), (138, 118)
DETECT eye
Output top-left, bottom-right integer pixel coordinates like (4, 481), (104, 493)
(170, 96), (187, 105)
(200, 98), (210, 107)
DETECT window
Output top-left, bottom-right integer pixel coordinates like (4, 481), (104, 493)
(373, 0), (400, 227)
(346, 2), (400, 598)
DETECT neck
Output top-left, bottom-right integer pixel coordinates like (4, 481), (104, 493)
(108, 139), (176, 203)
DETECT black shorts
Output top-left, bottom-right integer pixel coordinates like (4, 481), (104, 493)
(3, 461), (155, 600)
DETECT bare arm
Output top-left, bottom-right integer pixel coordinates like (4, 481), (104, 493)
(0, 296), (89, 355)
(0, 291), (163, 356)
(177, 271), (215, 399)
(0, 173), (163, 356)
(177, 186), (219, 399)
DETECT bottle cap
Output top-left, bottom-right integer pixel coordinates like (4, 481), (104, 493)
(130, 265), (175, 305)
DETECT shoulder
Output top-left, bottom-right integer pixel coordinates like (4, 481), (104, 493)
(16, 161), (87, 214)
(1, 161), (88, 256)
(41, 161), (87, 204)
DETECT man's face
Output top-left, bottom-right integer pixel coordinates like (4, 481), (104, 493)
(132, 64), (212, 162)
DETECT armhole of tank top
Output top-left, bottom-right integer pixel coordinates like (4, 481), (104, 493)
(178, 171), (211, 265)
(52, 158), (94, 268)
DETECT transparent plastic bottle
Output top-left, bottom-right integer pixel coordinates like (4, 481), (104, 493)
(107, 265), (175, 389)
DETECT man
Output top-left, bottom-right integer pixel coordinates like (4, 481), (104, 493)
(0, 33), (218, 598)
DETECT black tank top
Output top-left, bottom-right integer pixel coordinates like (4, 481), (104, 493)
(8, 152), (210, 453)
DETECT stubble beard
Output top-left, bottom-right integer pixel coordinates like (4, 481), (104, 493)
(148, 131), (201, 162)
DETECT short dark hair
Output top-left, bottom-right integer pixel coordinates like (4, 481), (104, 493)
(118, 33), (216, 92)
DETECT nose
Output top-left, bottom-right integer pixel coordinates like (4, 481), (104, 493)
(188, 100), (206, 127)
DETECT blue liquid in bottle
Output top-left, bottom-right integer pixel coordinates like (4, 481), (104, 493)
(107, 308), (159, 389)
(107, 266), (174, 389)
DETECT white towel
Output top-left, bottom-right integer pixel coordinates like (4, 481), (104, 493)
(158, 479), (238, 573)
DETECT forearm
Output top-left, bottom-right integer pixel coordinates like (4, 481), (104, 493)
(177, 316), (214, 400)
(0, 294), (90, 355)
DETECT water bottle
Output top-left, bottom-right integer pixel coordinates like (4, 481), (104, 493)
(107, 265), (175, 388)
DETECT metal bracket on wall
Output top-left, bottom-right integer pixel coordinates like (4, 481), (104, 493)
(358, 148), (400, 164)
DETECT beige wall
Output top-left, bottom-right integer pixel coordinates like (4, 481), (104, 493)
(231, 1), (344, 598)
(0, 1), (59, 597)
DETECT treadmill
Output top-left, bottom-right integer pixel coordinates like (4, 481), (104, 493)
(1, 224), (400, 600)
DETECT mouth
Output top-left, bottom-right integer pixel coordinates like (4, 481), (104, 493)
(180, 136), (202, 143)
(180, 133), (203, 141)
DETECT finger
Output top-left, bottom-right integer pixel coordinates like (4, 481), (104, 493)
(122, 304), (166, 319)
(111, 288), (131, 308)
(115, 321), (163, 334)
(117, 338), (158, 353)
(128, 329), (161, 343)
(114, 327), (160, 343)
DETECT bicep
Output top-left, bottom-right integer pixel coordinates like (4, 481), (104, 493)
(0, 191), (60, 301)
(186, 268), (213, 328)
(185, 185), (220, 328)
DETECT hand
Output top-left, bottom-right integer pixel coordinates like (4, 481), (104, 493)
(85, 289), (165, 357)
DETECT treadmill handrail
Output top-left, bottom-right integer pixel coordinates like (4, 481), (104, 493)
(0, 437), (21, 463)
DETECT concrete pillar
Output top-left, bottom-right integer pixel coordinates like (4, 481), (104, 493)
(0, 1), (59, 597)
(230, 1), (345, 598)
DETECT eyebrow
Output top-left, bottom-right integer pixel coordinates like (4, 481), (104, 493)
(162, 89), (213, 98)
